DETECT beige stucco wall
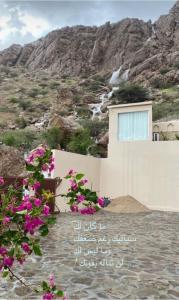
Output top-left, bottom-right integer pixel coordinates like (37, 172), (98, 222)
(52, 102), (179, 212)
(153, 120), (179, 140)
(108, 101), (153, 156)
(153, 120), (179, 133)
(53, 150), (101, 211)
(100, 141), (179, 212)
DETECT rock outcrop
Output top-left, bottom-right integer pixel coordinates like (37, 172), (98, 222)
(0, 145), (25, 177)
(0, 1), (178, 81)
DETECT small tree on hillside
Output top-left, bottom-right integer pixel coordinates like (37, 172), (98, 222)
(67, 129), (93, 155)
(113, 82), (149, 103)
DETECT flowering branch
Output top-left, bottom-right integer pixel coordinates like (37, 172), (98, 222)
(0, 146), (67, 299)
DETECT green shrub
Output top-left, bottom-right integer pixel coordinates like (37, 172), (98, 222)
(39, 82), (48, 88)
(151, 77), (172, 89)
(173, 60), (179, 69)
(40, 89), (48, 96)
(49, 81), (60, 90)
(73, 94), (82, 103)
(9, 96), (19, 103)
(42, 127), (64, 149)
(159, 67), (170, 75)
(1, 130), (36, 149)
(113, 82), (149, 103)
(15, 117), (27, 129)
(90, 74), (106, 84)
(87, 80), (103, 92)
(27, 88), (40, 98)
(0, 106), (14, 113)
(67, 129), (93, 155)
(18, 100), (32, 111)
(0, 122), (7, 129)
(76, 106), (91, 118)
(80, 119), (108, 137)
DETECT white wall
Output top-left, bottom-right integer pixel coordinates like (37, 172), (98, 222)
(53, 143), (179, 212)
(100, 141), (179, 212)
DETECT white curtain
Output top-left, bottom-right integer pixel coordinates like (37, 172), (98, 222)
(118, 111), (148, 141)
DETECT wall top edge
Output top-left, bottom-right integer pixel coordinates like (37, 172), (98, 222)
(108, 101), (153, 110)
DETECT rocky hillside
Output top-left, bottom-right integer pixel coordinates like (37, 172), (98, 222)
(0, 1), (179, 157)
(0, 1), (179, 83)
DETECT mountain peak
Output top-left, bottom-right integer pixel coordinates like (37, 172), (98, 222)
(170, 0), (179, 14)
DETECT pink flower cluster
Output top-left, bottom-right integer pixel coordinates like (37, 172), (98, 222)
(26, 146), (46, 164)
(42, 274), (68, 300)
(24, 215), (44, 234)
(25, 146), (54, 174)
(0, 176), (4, 185)
(64, 169), (105, 215)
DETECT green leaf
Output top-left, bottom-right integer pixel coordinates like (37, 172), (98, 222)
(47, 216), (56, 225)
(16, 209), (28, 215)
(42, 281), (49, 291)
(2, 270), (9, 278)
(33, 243), (42, 256)
(8, 248), (15, 257)
(76, 173), (84, 180)
(39, 224), (49, 236)
(55, 290), (64, 297)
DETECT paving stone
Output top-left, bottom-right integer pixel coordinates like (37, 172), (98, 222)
(1, 211), (179, 299)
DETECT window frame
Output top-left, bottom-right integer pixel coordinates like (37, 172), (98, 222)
(117, 110), (150, 142)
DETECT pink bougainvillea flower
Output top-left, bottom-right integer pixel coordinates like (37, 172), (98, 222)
(21, 242), (31, 254)
(24, 201), (33, 211)
(42, 164), (49, 171)
(25, 153), (35, 164)
(35, 147), (46, 157)
(23, 178), (28, 186)
(80, 207), (96, 215)
(63, 294), (68, 300)
(98, 197), (105, 207)
(34, 198), (42, 207)
(43, 292), (54, 300)
(69, 180), (78, 191)
(24, 215), (44, 234)
(49, 163), (55, 173)
(32, 181), (41, 191)
(3, 256), (14, 267)
(70, 204), (79, 212)
(0, 247), (7, 256)
(42, 205), (50, 216)
(68, 169), (75, 176)
(49, 274), (55, 288)
(2, 216), (10, 225)
(0, 176), (4, 185)
(79, 179), (88, 186)
(77, 195), (85, 203)
(23, 194), (30, 202)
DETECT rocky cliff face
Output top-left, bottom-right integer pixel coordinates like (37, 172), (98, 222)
(0, 145), (25, 176)
(0, 1), (179, 81)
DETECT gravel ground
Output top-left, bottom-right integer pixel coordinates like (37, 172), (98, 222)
(1, 210), (179, 300)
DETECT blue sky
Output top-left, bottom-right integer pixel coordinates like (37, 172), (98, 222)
(0, 0), (176, 50)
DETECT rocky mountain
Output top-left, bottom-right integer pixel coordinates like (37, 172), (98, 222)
(0, 1), (179, 157)
(0, 0), (179, 83)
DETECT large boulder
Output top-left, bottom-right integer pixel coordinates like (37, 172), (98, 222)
(49, 115), (81, 132)
(0, 145), (25, 177)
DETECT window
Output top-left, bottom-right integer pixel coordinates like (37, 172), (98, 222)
(118, 111), (149, 141)
(153, 132), (160, 141)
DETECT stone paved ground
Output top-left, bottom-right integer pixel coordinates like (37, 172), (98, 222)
(1, 210), (179, 300)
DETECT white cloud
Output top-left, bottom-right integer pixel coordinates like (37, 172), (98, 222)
(0, 6), (51, 48)
(0, 15), (17, 41)
(19, 12), (51, 38)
